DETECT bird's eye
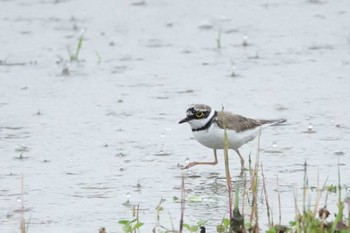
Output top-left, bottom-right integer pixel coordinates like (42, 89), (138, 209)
(196, 112), (204, 118)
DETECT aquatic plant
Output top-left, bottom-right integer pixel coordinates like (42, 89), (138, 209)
(69, 30), (84, 62)
(218, 118), (350, 233)
(216, 217), (231, 233)
(118, 205), (144, 233)
(264, 162), (350, 233)
(183, 220), (207, 233)
(118, 218), (144, 233)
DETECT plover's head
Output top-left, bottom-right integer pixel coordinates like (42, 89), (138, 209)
(179, 104), (214, 129)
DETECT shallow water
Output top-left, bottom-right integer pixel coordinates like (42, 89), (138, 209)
(1, 0), (350, 232)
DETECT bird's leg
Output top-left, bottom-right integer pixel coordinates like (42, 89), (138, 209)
(236, 149), (245, 169)
(184, 149), (218, 169)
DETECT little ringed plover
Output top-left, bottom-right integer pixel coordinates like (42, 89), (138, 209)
(179, 104), (286, 169)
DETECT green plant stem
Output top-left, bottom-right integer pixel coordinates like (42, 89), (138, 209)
(331, 163), (344, 232)
(277, 175), (281, 226)
(261, 164), (272, 227)
(302, 162), (308, 232)
(70, 31), (84, 61)
(179, 174), (185, 233)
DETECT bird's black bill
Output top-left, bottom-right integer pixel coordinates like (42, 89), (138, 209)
(179, 116), (191, 124)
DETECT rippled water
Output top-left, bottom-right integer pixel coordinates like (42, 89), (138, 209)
(1, 0), (350, 232)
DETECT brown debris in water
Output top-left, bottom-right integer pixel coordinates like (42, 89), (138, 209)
(318, 207), (330, 219)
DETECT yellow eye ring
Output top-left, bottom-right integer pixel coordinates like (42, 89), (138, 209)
(196, 112), (204, 118)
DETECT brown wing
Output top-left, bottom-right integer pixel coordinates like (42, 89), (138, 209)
(215, 111), (279, 132)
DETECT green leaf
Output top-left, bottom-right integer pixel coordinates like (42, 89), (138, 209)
(122, 224), (132, 233)
(222, 218), (230, 228)
(190, 225), (198, 232)
(118, 220), (129, 225)
(183, 223), (191, 231)
(288, 221), (296, 227)
(266, 227), (277, 233)
(133, 222), (144, 230)
(216, 224), (225, 233)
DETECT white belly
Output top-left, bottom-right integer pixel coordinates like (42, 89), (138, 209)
(192, 123), (261, 150)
